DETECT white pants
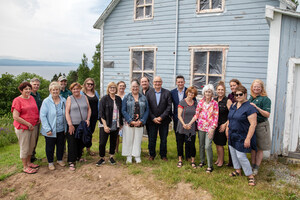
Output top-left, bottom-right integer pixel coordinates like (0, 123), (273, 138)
(122, 125), (143, 158)
(229, 145), (253, 176)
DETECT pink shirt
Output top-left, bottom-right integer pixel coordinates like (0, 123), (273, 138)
(194, 98), (219, 132)
(11, 96), (39, 130)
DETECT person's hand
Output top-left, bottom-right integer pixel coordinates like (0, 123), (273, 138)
(104, 126), (110, 133)
(27, 123), (34, 131)
(86, 120), (90, 127)
(69, 125), (75, 135)
(47, 131), (52, 136)
(135, 120), (142, 127)
(37, 119), (41, 124)
(250, 103), (258, 109)
(153, 118), (161, 124)
(219, 123), (226, 132)
(130, 121), (137, 126)
(244, 138), (251, 148)
(157, 117), (162, 122)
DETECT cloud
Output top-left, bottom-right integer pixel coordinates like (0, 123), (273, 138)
(0, 0), (111, 63)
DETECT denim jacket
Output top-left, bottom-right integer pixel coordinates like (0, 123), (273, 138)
(122, 93), (149, 125)
(40, 94), (67, 137)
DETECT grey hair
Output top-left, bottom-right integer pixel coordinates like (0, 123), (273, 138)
(30, 77), (40, 83)
(202, 84), (215, 95)
(49, 81), (61, 91)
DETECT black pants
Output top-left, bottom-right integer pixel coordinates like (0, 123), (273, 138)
(174, 120), (191, 159)
(99, 127), (118, 157)
(86, 117), (98, 148)
(67, 125), (84, 163)
(148, 122), (169, 158)
(31, 124), (40, 159)
(177, 133), (196, 158)
(45, 132), (65, 163)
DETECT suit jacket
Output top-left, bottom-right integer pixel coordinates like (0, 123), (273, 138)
(146, 88), (172, 124)
(171, 87), (187, 123)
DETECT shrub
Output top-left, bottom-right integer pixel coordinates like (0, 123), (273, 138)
(0, 114), (17, 147)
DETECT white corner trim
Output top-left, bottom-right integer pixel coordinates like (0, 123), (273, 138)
(283, 58), (300, 156)
(265, 5), (274, 20)
(266, 10), (282, 155)
(100, 23), (104, 98)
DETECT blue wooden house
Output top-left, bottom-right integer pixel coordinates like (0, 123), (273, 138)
(94, 0), (300, 158)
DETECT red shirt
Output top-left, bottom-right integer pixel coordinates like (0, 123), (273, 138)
(11, 96), (39, 130)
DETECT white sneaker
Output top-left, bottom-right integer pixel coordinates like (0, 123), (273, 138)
(126, 156), (132, 164)
(135, 157), (141, 163)
(253, 168), (259, 176)
(48, 163), (55, 171)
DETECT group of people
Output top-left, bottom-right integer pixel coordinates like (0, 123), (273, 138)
(11, 75), (271, 187)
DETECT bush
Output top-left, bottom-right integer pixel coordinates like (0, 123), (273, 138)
(0, 114), (17, 147)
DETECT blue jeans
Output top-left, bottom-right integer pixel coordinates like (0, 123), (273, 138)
(148, 122), (169, 158)
(229, 145), (253, 176)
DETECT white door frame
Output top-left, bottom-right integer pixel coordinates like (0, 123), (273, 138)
(283, 58), (300, 156)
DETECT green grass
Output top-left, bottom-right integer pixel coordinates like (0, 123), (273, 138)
(0, 115), (18, 147)
(1, 125), (299, 200)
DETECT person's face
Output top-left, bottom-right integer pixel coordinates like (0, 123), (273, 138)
(71, 86), (81, 96)
(60, 80), (67, 90)
(204, 89), (213, 99)
(187, 91), (195, 99)
(86, 81), (94, 91)
(21, 86), (32, 97)
(217, 85), (225, 97)
(153, 77), (162, 90)
(131, 82), (139, 95)
(50, 87), (60, 98)
(230, 82), (238, 93)
(31, 81), (40, 92)
(252, 82), (262, 95)
(108, 85), (117, 95)
(235, 91), (246, 102)
(176, 78), (185, 90)
(118, 83), (126, 93)
(141, 77), (149, 90)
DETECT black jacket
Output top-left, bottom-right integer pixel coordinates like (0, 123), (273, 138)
(98, 95), (123, 128)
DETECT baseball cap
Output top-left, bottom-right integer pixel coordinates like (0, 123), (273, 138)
(58, 76), (67, 82)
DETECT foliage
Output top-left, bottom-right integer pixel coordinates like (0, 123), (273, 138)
(0, 114), (17, 148)
(51, 74), (58, 82)
(77, 54), (90, 84)
(291, 0), (299, 6)
(67, 70), (78, 86)
(90, 43), (101, 94)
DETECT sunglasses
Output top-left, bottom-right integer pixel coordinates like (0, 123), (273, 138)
(234, 93), (244, 97)
(87, 83), (94, 86)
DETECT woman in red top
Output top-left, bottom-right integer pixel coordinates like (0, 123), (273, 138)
(11, 82), (40, 174)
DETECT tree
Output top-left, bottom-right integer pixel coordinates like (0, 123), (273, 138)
(67, 70), (78, 86)
(0, 73), (18, 115)
(77, 54), (90, 84)
(51, 74), (58, 82)
(90, 43), (100, 94)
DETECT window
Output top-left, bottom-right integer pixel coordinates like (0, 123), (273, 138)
(130, 46), (157, 86)
(197, 0), (225, 13)
(189, 45), (228, 94)
(134, 0), (154, 20)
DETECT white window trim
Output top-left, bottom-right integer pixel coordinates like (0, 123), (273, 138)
(196, 0), (225, 14)
(129, 46), (157, 81)
(134, 0), (154, 21)
(189, 45), (229, 88)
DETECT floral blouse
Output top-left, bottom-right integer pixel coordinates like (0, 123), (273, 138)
(194, 98), (219, 132)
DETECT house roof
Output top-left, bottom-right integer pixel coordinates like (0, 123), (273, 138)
(266, 5), (300, 19)
(93, 0), (297, 29)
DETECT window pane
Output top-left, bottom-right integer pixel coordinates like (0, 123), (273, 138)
(194, 52), (207, 74)
(132, 72), (142, 81)
(133, 51), (142, 71)
(200, 0), (209, 10)
(209, 51), (222, 74)
(208, 76), (222, 89)
(136, 0), (144, 6)
(144, 51), (154, 70)
(144, 73), (154, 87)
(212, 0), (222, 9)
(145, 0), (152, 4)
(145, 6), (152, 18)
(136, 7), (144, 19)
(193, 75), (206, 94)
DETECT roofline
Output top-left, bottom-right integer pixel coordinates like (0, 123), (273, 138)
(266, 5), (300, 19)
(93, 0), (121, 29)
(279, 0), (297, 10)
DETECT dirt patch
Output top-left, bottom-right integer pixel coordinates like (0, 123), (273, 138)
(0, 162), (212, 200)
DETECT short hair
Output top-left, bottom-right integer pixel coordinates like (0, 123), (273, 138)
(250, 79), (267, 98)
(216, 80), (226, 93)
(49, 81), (61, 91)
(229, 79), (241, 86)
(140, 76), (149, 82)
(82, 78), (95, 94)
(202, 84), (215, 95)
(236, 85), (247, 94)
(131, 79), (140, 85)
(106, 82), (118, 94)
(18, 82), (32, 92)
(69, 82), (82, 90)
(117, 81), (126, 88)
(176, 75), (185, 81)
(186, 86), (198, 98)
(30, 77), (40, 83)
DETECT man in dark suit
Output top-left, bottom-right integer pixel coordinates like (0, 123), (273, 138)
(146, 76), (172, 161)
(171, 75), (191, 161)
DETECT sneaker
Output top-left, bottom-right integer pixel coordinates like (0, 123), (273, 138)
(126, 156), (132, 164)
(109, 157), (116, 165)
(48, 163), (55, 171)
(96, 159), (105, 166)
(253, 168), (259, 176)
(135, 157), (141, 163)
(57, 160), (66, 167)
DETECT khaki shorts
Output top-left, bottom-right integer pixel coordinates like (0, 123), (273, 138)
(15, 125), (39, 158)
(256, 121), (271, 151)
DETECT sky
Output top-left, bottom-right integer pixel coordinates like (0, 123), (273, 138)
(0, 0), (112, 64)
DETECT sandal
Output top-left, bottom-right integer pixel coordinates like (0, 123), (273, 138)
(248, 177), (256, 186)
(199, 162), (205, 168)
(206, 167), (213, 173)
(191, 162), (197, 169)
(177, 161), (183, 168)
(28, 163), (39, 168)
(23, 167), (37, 174)
(69, 163), (76, 171)
(88, 151), (95, 156)
(79, 158), (87, 162)
(229, 171), (241, 177)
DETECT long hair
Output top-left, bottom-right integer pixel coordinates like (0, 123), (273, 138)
(82, 78), (95, 94)
(250, 79), (267, 98)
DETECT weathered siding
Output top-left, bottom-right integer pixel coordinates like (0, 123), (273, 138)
(272, 15), (300, 155)
(102, 0), (278, 92)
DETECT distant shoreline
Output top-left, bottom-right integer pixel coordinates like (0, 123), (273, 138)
(0, 58), (77, 67)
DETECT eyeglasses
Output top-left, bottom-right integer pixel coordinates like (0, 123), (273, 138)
(87, 83), (94, 86)
(109, 87), (116, 89)
(234, 93), (244, 97)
